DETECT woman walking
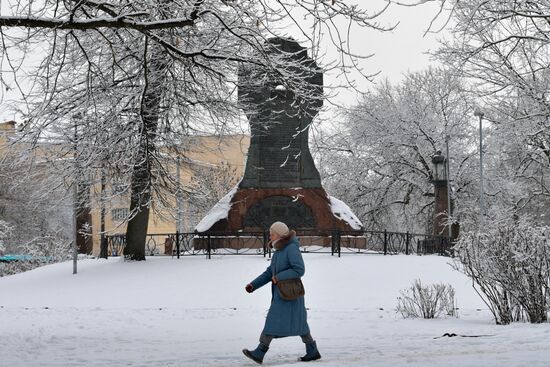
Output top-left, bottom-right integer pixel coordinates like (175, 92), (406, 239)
(243, 221), (321, 364)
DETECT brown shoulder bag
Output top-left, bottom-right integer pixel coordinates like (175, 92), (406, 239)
(276, 278), (305, 301)
(273, 250), (305, 301)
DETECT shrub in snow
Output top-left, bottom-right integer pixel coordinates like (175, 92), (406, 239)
(396, 279), (457, 319)
(0, 261), (43, 277)
(0, 225), (73, 277)
(453, 224), (550, 324)
(0, 220), (13, 255)
(21, 231), (72, 263)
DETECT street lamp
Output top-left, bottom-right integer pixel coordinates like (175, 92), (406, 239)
(176, 155), (184, 233)
(474, 107), (485, 220)
(445, 135), (452, 239)
(432, 151), (447, 182)
(71, 113), (81, 274)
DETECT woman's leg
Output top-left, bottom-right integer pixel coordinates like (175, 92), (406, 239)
(300, 333), (314, 344)
(243, 333), (272, 364)
(299, 333), (321, 361)
(260, 333), (274, 347)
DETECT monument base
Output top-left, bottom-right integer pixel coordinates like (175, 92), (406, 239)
(202, 187), (359, 232)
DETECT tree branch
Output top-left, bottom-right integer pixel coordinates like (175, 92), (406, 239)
(0, 15), (199, 31)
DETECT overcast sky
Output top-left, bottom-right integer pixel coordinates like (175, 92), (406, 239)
(366, 2), (446, 80)
(323, 1), (449, 106)
(0, 1), (448, 122)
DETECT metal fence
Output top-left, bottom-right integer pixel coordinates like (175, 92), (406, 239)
(104, 229), (453, 259)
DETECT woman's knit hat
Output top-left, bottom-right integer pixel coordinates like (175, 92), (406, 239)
(270, 221), (290, 237)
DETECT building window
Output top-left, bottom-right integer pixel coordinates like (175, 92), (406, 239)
(111, 208), (129, 222)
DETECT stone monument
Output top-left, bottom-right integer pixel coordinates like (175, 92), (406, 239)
(197, 37), (361, 233)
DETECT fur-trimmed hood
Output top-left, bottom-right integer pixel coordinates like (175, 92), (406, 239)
(269, 230), (297, 251)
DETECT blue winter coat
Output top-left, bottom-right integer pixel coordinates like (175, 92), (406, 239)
(250, 235), (310, 337)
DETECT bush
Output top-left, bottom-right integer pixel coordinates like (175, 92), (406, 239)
(454, 224), (550, 324)
(0, 260), (44, 277)
(0, 220), (13, 255)
(0, 223), (73, 277)
(20, 233), (73, 263)
(396, 279), (458, 319)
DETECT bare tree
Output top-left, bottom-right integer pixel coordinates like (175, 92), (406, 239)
(317, 68), (477, 232)
(436, 0), (550, 223)
(186, 161), (239, 230)
(0, 141), (73, 261)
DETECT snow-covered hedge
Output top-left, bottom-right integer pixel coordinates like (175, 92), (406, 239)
(453, 224), (550, 324)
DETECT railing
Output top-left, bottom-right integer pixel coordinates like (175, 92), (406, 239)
(103, 229), (454, 259)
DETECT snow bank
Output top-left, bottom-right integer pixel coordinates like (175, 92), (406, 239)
(195, 185), (238, 232)
(329, 196), (363, 230)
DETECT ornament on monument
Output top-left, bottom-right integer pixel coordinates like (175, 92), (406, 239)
(195, 36), (362, 233)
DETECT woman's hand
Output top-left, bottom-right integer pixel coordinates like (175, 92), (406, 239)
(271, 275), (278, 284)
(245, 283), (254, 293)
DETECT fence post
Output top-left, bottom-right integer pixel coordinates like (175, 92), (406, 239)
(331, 230), (335, 256)
(384, 230), (388, 255)
(263, 230), (268, 257)
(337, 229), (341, 258)
(207, 234), (212, 260)
(176, 231), (180, 259)
(406, 231), (410, 255)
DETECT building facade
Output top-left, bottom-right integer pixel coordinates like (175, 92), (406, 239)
(89, 134), (250, 255)
(1, 120), (249, 257)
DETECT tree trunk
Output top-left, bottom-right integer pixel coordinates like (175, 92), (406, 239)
(123, 37), (169, 260)
(124, 142), (153, 260)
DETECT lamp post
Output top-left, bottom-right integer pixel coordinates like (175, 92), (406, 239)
(431, 151), (449, 236)
(72, 113), (80, 274)
(176, 155), (184, 233)
(445, 135), (452, 239)
(474, 108), (485, 220)
(99, 161), (107, 259)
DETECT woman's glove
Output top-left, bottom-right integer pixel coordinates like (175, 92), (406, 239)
(245, 283), (254, 293)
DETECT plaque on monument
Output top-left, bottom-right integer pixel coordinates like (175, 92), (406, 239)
(243, 195), (316, 229)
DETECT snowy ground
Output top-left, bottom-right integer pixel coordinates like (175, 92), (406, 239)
(1, 254), (549, 367)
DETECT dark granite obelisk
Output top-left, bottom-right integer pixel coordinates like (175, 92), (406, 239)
(200, 37), (359, 232)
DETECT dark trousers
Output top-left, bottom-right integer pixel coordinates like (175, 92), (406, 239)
(260, 332), (314, 346)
